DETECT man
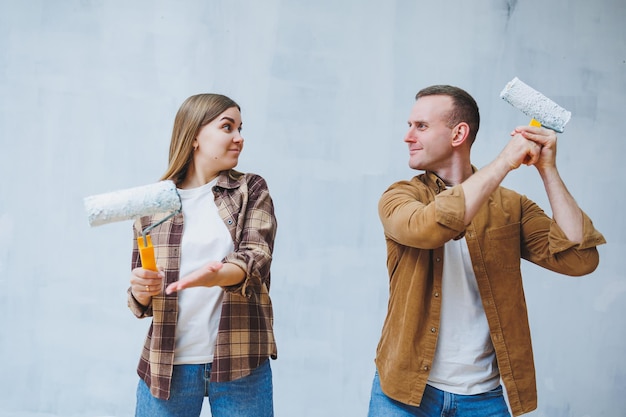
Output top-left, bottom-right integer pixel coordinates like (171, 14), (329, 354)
(368, 85), (605, 417)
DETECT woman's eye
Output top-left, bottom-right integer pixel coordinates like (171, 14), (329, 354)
(222, 124), (232, 132)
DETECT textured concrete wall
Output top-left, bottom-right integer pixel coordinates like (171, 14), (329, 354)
(0, 0), (623, 416)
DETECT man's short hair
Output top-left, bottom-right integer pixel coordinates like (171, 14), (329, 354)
(416, 85), (480, 145)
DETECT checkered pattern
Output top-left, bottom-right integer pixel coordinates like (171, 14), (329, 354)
(127, 170), (277, 400)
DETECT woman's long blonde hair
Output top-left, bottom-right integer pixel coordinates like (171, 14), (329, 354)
(160, 93), (240, 185)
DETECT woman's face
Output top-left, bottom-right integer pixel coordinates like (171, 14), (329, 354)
(193, 106), (243, 174)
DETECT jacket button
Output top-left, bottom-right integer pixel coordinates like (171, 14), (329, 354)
(431, 327), (436, 333)
(434, 292), (439, 297)
(423, 365), (429, 371)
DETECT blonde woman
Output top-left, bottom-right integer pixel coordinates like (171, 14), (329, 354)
(127, 94), (277, 416)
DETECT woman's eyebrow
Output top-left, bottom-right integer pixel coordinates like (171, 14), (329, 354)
(220, 116), (242, 126)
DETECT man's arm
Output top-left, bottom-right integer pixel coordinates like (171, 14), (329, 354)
(514, 126), (583, 243)
(461, 131), (542, 225)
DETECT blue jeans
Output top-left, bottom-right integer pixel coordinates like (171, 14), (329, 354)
(368, 371), (511, 417)
(135, 359), (273, 417)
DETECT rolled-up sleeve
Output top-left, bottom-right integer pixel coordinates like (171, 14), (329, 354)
(521, 195), (606, 276)
(222, 175), (277, 297)
(379, 180), (465, 249)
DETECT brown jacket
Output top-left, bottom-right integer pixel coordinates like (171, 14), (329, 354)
(375, 171), (605, 416)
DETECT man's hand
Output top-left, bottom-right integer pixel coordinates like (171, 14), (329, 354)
(499, 127), (544, 170)
(460, 125), (554, 226)
(510, 125), (558, 172)
(512, 125), (584, 242)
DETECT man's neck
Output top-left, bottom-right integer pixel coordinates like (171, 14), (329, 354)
(433, 162), (474, 187)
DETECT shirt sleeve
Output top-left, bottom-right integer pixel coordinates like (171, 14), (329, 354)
(547, 212), (606, 253)
(379, 180), (466, 249)
(127, 218), (154, 318)
(127, 287), (153, 317)
(521, 195), (606, 276)
(222, 175), (277, 297)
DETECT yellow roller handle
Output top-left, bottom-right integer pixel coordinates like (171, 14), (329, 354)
(529, 118), (541, 127)
(137, 234), (158, 271)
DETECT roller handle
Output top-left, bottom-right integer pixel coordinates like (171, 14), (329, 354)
(137, 234), (158, 272)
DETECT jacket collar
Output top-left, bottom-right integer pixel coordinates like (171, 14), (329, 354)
(423, 165), (479, 192)
(215, 169), (245, 190)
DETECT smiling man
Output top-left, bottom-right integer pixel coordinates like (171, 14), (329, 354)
(367, 85), (605, 417)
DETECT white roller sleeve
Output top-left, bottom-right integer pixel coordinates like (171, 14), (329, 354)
(84, 180), (182, 227)
(500, 77), (571, 133)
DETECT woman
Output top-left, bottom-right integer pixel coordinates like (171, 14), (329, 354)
(127, 94), (277, 417)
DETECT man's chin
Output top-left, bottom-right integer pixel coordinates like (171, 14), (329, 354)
(408, 161), (424, 170)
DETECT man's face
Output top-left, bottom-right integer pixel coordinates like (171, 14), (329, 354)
(404, 95), (456, 171)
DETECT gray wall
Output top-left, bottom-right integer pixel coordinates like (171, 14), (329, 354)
(0, 0), (623, 416)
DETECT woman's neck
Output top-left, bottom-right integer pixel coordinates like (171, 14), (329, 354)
(179, 168), (220, 189)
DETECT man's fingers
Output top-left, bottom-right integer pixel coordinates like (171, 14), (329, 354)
(524, 142), (542, 166)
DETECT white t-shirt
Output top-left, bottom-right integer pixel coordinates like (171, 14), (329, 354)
(427, 236), (500, 395)
(173, 179), (234, 365)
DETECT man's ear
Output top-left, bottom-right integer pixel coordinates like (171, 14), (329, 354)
(451, 122), (470, 147)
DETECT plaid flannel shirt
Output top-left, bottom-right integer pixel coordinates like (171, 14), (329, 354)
(127, 169), (278, 400)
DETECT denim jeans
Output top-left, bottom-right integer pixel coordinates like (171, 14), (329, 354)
(135, 359), (273, 417)
(368, 371), (511, 417)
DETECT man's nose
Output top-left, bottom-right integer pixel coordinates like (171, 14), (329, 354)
(404, 128), (416, 143)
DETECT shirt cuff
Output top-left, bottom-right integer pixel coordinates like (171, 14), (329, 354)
(127, 287), (152, 318)
(548, 212), (606, 253)
(435, 185), (466, 232)
(220, 258), (251, 297)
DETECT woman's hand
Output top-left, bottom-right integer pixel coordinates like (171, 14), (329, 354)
(130, 267), (164, 307)
(165, 261), (225, 294)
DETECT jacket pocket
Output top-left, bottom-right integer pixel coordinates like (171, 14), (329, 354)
(487, 223), (521, 272)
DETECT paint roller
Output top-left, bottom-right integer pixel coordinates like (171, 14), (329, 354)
(84, 180), (182, 271)
(500, 77), (572, 133)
